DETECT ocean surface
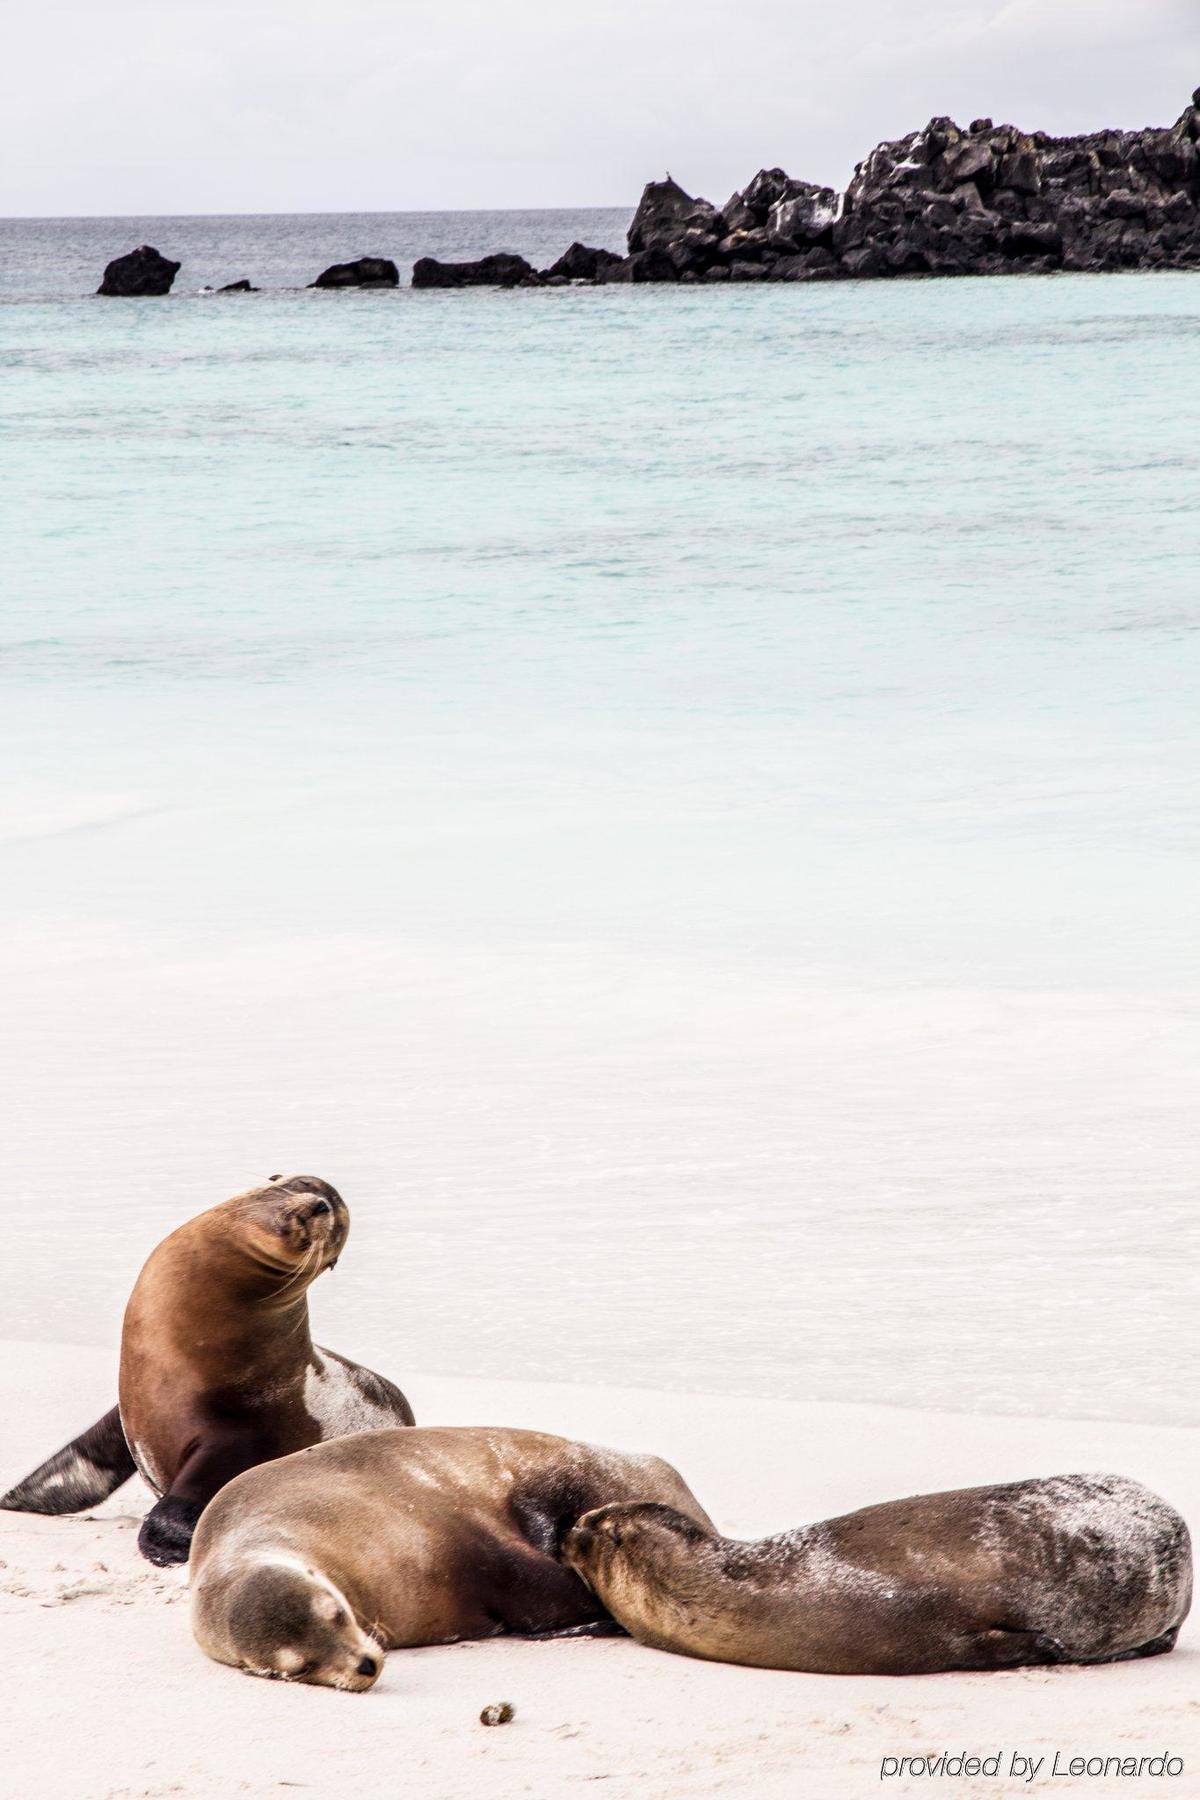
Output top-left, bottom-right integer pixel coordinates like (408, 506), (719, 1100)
(1, 209), (1198, 1429)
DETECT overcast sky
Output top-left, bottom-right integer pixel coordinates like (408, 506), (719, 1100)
(3, 1), (1198, 216)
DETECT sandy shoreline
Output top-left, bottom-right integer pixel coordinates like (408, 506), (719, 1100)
(1, 1343), (1196, 1799)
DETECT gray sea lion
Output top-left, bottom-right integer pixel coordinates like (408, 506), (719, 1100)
(563, 1474), (1192, 1675)
(189, 1426), (715, 1689)
(1, 1176), (414, 1567)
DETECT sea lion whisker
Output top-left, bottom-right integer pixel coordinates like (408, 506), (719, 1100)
(274, 1241), (321, 1298)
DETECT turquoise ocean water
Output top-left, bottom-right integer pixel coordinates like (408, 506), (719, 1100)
(2, 211), (1198, 1426)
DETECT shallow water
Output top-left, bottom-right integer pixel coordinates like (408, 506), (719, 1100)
(1, 212), (1198, 1425)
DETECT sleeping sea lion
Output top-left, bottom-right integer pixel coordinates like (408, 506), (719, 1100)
(1, 1175), (414, 1566)
(189, 1425), (715, 1688)
(562, 1474), (1192, 1674)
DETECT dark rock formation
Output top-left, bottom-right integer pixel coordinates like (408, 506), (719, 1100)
(628, 177), (722, 255)
(217, 280), (259, 293)
(572, 88), (1200, 286)
(766, 184), (839, 249)
(598, 247), (682, 283)
(97, 246), (180, 297)
(411, 253), (540, 288)
(309, 257), (399, 289)
(542, 242), (624, 282)
(397, 88), (1200, 292)
(828, 99), (1200, 277)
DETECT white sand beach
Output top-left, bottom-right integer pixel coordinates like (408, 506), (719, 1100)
(1, 1344), (1195, 1800)
(5, 164), (1200, 1800)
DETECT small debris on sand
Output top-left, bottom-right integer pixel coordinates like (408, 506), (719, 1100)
(479, 1702), (515, 1727)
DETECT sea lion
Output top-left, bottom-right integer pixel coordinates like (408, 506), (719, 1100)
(563, 1474), (1192, 1675)
(189, 1426), (715, 1688)
(1, 1175), (414, 1567)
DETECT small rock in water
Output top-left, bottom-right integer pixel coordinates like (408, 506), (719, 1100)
(411, 253), (539, 289)
(541, 242), (624, 282)
(309, 256), (399, 289)
(96, 244), (181, 297)
(479, 1701), (515, 1727)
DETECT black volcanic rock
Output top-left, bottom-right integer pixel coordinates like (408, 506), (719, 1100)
(628, 177), (721, 254)
(724, 168), (823, 230)
(773, 246), (842, 281)
(402, 86), (1200, 291)
(598, 247), (681, 283)
(765, 184), (839, 248)
(92, 93), (1200, 304)
(716, 228), (772, 264)
(309, 257), (399, 288)
(827, 90), (1200, 278)
(97, 246), (180, 296)
(411, 253), (539, 288)
(543, 242), (623, 281)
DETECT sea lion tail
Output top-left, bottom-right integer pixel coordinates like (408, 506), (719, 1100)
(1, 1405), (136, 1514)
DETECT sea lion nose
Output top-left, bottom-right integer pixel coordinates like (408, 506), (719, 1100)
(357, 1655), (378, 1678)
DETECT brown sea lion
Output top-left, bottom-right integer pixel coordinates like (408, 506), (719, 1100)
(1, 1175), (414, 1567)
(189, 1426), (715, 1689)
(563, 1474), (1192, 1675)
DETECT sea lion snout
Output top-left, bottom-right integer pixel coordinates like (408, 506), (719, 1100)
(233, 1175), (350, 1274)
(205, 1560), (384, 1691)
(563, 1506), (622, 1569)
(567, 1502), (700, 1567)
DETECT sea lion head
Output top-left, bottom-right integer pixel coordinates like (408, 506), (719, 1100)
(563, 1501), (713, 1627)
(566, 1501), (709, 1573)
(213, 1558), (382, 1691)
(225, 1175), (350, 1283)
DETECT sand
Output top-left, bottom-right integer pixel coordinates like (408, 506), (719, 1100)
(0, 1344), (1195, 1800)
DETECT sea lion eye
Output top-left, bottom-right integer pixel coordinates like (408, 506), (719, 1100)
(333, 1609), (347, 1627)
(310, 1198), (332, 1217)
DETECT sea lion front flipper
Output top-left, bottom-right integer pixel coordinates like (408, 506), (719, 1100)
(1, 1405), (136, 1515)
(137, 1431), (262, 1566)
(138, 1494), (206, 1566)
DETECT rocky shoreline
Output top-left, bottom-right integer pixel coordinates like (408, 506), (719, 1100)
(97, 87), (1200, 295)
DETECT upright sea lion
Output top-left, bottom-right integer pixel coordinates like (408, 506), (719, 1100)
(190, 1426), (715, 1688)
(1, 1176), (414, 1567)
(563, 1474), (1192, 1675)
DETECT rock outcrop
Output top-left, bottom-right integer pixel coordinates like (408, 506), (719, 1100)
(411, 253), (540, 288)
(217, 279), (259, 293)
(542, 242), (624, 282)
(828, 97), (1200, 277)
(96, 246), (180, 296)
(309, 257), (399, 289)
(527, 89), (1200, 286)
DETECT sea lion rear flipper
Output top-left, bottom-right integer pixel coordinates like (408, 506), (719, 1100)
(524, 1618), (629, 1640)
(0, 1405), (136, 1515)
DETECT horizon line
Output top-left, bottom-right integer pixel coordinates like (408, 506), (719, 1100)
(0, 201), (637, 225)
